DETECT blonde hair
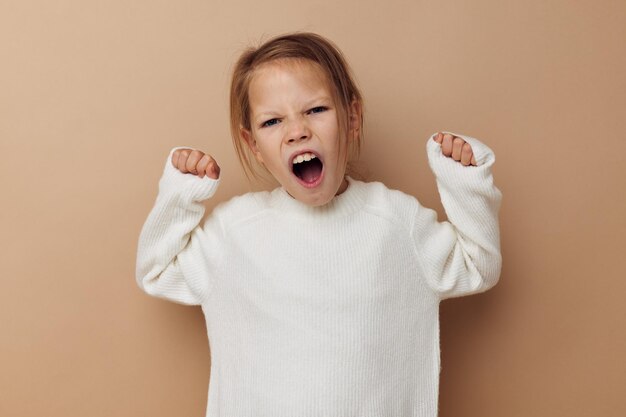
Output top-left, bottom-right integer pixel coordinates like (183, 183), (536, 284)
(230, 32), (364, 181)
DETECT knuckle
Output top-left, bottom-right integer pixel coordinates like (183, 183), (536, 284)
(197, 157), (208, 169)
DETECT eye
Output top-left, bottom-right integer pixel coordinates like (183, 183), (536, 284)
(261, 118), (280, 128)
(307, 106), (328, 115)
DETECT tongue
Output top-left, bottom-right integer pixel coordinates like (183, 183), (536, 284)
(299, 159), (322, 183)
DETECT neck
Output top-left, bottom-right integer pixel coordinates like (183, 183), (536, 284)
(335, 177), (349, 196)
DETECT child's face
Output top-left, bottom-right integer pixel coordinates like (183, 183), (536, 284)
(241, 59), (357, 207)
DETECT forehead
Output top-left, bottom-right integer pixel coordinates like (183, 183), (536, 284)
(248, 59), (334, 102)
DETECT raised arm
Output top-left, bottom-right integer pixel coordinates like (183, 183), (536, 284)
(135, 147), (223, 305)
(412, 132), (503, 300)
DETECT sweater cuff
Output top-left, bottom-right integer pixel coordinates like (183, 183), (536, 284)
(158, 146), (220, 202)
(425, 131), (497, 189)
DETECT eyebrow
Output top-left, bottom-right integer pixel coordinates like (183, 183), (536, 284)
(253, 95), (333, 123)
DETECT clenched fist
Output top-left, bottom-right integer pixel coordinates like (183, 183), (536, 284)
(433, 132), (477, 166)
(171, 148), (220, 179)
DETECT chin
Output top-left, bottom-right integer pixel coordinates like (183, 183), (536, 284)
(291, 186), (335, 207)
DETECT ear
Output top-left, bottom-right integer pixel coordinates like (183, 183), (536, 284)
(241, 127), (264, 165)
(348, 99), (362, 141)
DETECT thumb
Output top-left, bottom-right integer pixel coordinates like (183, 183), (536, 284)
(206, 159), (221, 180)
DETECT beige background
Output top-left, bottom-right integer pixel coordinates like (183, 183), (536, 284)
(1, 0), (625, 416)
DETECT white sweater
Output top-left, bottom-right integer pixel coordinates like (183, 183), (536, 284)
(135, 131), (502, 417)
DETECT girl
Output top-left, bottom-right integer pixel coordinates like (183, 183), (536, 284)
(136, 32), (502, 417)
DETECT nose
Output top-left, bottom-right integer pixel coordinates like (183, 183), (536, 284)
(285, 116), (311, 144)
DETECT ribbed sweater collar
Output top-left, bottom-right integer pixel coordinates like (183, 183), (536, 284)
(270, 176), (367, 219)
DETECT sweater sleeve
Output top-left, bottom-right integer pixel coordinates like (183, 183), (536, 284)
(135, 147), (224, 305)
(411, 132), (503, 300)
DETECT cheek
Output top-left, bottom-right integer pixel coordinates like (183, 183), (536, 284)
(255, 140), (281, 168)
(255, 127), (281, 145)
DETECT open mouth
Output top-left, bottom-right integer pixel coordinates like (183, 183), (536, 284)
(292, 152), (324, 186)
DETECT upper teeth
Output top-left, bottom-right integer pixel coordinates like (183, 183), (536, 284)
(292, 153), (316, 164)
